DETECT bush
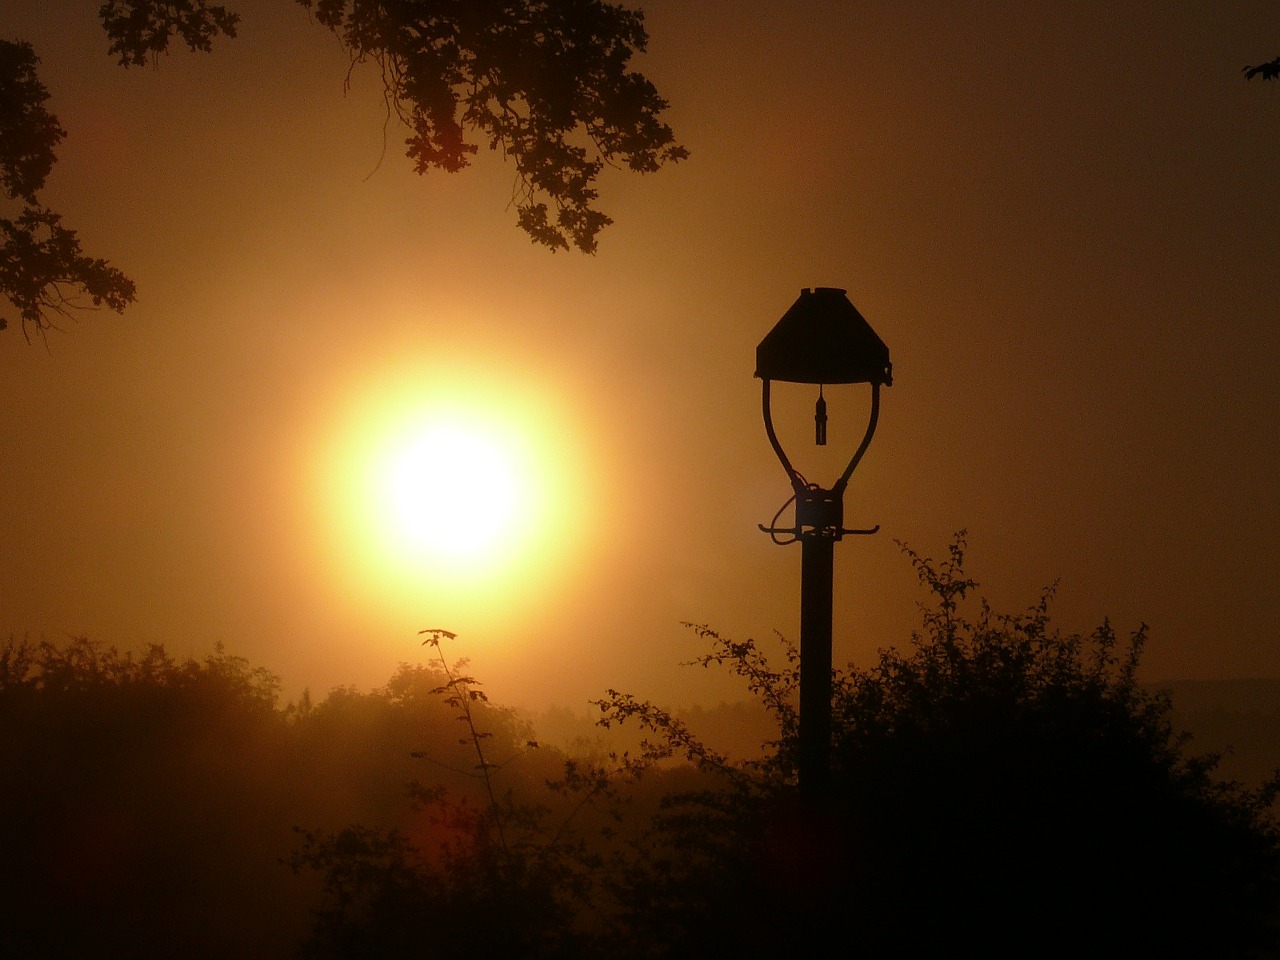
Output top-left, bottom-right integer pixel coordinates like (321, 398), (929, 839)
(287, 536), (1280, 959)
(596, 536), (1280, 959)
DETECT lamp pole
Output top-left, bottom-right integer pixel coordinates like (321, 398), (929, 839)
(798, 505), (836, 796)
(756, 288), (891, 798)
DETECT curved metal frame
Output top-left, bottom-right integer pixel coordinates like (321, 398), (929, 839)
(759, 379), (881, 539)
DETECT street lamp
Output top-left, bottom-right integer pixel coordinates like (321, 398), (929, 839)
(756, 287), (892, 796)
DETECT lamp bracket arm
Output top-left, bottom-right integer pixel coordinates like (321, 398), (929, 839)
(761, 379), (800, 486)
(833, 382), (881, 496)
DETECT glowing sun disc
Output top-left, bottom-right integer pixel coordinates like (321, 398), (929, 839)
(311, 353), (601, 632)
(384, 422), (521, 561)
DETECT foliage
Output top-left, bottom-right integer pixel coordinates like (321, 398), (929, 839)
(822, 536), (1280, 956)
(290, 627), (654, 958)
(297, 0), (688, 253)
(1245, 57), (1280, 81)
(0, 41), (64, 204)
(10, 536), (1280, 957)
(589, 535), (1280, 958)
(3, 1), (684, 336)
(0, 635), (581, 958)
(99, 0), (241, 66)
(291, 822), (581, 960)
(288, 538), (1280, 958)
(0, 40), (135, 339)
(0, 637), (298, 957)
(0, 634), (280, 702)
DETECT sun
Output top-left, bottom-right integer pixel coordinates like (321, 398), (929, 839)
(381, 420), (524, 564)
(310, 356), (599, 629)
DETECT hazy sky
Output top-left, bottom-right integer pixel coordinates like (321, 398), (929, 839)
(3, 0), (1278, 711)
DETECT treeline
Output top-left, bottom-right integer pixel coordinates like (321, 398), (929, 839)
(0, 638), (622, 958)
(5, 536), (1280, 958)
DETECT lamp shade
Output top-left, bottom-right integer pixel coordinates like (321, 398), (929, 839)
(755, 287), (892, 385)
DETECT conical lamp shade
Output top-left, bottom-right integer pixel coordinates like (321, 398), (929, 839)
(755, 287), (892, 385)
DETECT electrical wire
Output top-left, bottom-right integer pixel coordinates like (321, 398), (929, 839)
(767, 491), (799, 545)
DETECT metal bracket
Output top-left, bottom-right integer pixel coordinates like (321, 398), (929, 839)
(757, 522), (880, 540)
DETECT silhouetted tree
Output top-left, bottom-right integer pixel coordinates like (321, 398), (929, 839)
(298, 0), (688, 254)
(0, 638), (303, 957)
(0, 637), (573, 958)
(823, 538), (1280, 958)
(2, 1), (685, 336)
(594, 536), (1280, 959)
(0, 41), (136, 339)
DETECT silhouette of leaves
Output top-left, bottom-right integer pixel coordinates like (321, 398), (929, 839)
(1244, 57), (1280, 81)
(297, 0), (687, 253)
(99, 0), (240, 67)
(0, 41), (135, 338)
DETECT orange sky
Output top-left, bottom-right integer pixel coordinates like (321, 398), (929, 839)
(3, 0), (1279, 712)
